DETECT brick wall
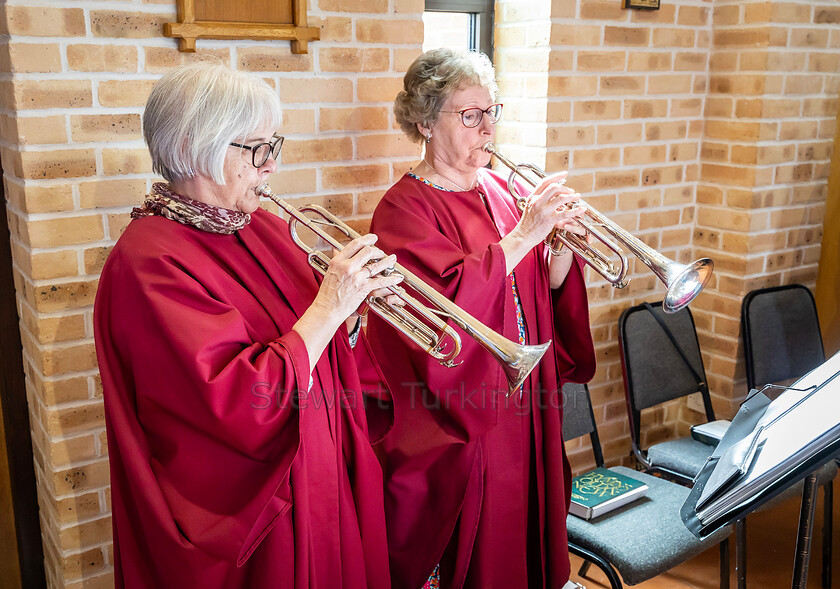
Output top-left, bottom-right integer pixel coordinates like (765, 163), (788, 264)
(521, 0), (840, 474)
(0, 1), (424, 587)
(696, 0), (840, 412)
(1, 0), (839, 587)
(537, 0), (715, 472)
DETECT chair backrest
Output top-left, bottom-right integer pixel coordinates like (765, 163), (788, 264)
(618, 301), (712, 413)
(618, 301), (715, 455)
(561, 382), (604, 467)
(741, 284), (825, 390)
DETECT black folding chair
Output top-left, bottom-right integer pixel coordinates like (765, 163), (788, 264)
(742, 284), (836, 589)
(742, 284), (825, 390)
(618, 301), (717, 485)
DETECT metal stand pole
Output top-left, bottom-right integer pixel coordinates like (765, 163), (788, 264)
(721, 536), (731, 589)
(822, 481), (832, 588)
(792, 472), (819, 589)
(736, 518), (747, 589)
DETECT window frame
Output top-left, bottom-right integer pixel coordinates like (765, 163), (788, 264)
(424, 0), (494, 60)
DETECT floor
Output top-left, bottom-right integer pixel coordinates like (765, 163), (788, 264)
(569, 473), (839, 589)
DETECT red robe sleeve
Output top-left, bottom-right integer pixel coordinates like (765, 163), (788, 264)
(96, 236), (308, 565)
(550, 253), (597, 384)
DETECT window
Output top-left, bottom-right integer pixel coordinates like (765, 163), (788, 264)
(423, 0), (494, 59)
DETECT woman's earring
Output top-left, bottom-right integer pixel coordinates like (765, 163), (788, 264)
(425, 133), (432, 144)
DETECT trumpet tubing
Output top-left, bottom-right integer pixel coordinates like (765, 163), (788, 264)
(257, 183), (549, 395)
(483, 143), (714, 313)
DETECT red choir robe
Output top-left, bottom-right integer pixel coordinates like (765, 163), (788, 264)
(366, 170), (596, 589)
(94, 206), (392, 589)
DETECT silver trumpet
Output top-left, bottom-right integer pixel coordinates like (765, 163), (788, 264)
(483, 143), (714, 313)
(257, 184), (550, 395)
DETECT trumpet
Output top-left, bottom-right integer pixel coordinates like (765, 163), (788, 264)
(257, 184), (549, 395)
(483, 143), (714, 313)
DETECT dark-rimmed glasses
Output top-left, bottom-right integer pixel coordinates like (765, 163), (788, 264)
(229, 135), (285, 168)
(440, 103), (503, 128)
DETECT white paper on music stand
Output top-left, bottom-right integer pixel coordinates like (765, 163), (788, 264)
(696, 351), (840, 523)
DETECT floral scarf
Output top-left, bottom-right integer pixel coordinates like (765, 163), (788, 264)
(131, 183), (251, 235)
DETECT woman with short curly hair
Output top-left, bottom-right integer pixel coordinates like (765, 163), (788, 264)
(366, 48), (596, 589)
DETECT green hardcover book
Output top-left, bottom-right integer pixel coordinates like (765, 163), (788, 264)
(569, 467), (649, 520)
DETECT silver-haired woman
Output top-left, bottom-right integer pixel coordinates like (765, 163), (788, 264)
(94, 62), (398, 589)
(365, 48), (597, 588)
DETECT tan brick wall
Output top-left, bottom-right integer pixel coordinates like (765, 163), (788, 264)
(525, 0), (839, 475)
(2, 0), (839, 586)
(696, 0), (840, 422)
(494, 0), (714, 472)
(1, 1), (424, 587)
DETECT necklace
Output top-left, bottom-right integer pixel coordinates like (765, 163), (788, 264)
(423, 158), (476, 192)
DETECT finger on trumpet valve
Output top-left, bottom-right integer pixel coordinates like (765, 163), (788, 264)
(366, 263), (397, 278)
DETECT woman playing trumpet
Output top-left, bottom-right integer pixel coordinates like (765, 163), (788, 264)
(365, 48), (597, 588)
(94, 63), (400, 589)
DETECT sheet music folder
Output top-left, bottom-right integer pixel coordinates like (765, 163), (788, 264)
(682, 350), (840, 538)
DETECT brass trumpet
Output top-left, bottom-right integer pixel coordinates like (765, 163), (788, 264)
(483, 143), (714, 313)
(257, 184), (549, 395)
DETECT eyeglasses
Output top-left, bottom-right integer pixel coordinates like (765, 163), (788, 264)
(440, 103), (503, 128)
(229, 135), (285, 168)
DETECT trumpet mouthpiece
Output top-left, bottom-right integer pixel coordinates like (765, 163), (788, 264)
(257, 183), (272, 197)
(482, 142), (496, 154)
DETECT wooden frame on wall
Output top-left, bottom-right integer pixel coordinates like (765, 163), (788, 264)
(623, 0), (660, 9)
(164, 0), (320, 53)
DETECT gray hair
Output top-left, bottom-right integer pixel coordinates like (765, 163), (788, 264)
(143, 63), (283, 184)
(394, 48), (497, 144)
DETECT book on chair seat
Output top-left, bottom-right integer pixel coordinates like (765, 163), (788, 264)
(569, 467), (649, 520)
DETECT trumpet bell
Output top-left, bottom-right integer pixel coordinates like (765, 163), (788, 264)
(503, 341), (551, 393)
(663, 258), (714, 314)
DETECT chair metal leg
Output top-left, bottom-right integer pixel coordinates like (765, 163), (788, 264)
(568, 543), (623, 589)
(720, 537), (730, 589)
(577, 560), (591, 578)
(736, 518), (747, 589)
(822, 480), (833, 589)
(793, 472), (819, 589)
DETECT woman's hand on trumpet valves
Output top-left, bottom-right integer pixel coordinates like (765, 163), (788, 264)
(519, 171), (586, 245)
(500, 171), (586, 282)
(293, 233), (402, 368)
(526, 171), (589, 289)
(313, 233), (403, 321)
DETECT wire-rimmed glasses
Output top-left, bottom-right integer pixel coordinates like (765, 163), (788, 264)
(229, 135), (285, 168)
(441, 104), (503, 128)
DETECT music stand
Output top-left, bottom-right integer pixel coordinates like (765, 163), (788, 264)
(681, 351), (840, 589)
